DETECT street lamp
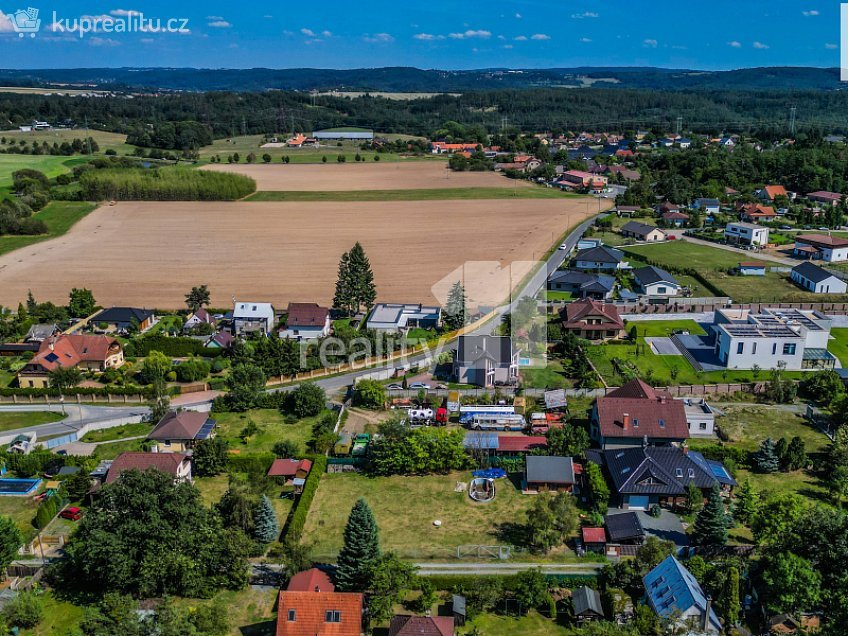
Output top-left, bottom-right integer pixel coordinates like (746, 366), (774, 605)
(59, 395), (65, 417)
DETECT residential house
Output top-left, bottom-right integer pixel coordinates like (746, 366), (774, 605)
(183, 308), (216, 332)
(657, 202), (682, 215)
(791, 262), (848, 295)
(205, 331), (233, 350)
(547, 270), (615, 300)
(17, 335), (124, 389)
(692, 198), (721, 215)
(767, 614), (822, 635)
(558, 170), (608, 191)
(724, 221), (770, 246)
(758, 184), (789, 203)
(524, 455), (577, 492)
(643, 556), (722, 634)
(7, 433), (36, 455)
(105, 452), (192, 484)
(366, 303), (441, 332)
(738, 262), (767, 276)
(620, 221), (666, 242)
(430, 142), (479, 154)
(453, 335), (519, 387)
(572, 586), (605, 624)
(573, 246), (628, 271)
(590, 379), (689, 449)
(389, 616), (454, 636)
(806, 191), (843, 207)
(602, 446), (736, 510)
(91, 307), (156, 333)
(268, 458), (313, 493)
(614, 205), (642, 216)
(793, 234), (848, 262)
(23, 324), (59, 343)
(581, 527), (607, 553)
(276, 588), (364, 636)
(661, 211), (690, 227)
(738, 203), (777, 223)
(682, 398), (716, 437)
(676, 137), (692, 149)
(232, 301), (276, 336)
(147, 411), (217, 453)
(280, 303), (331, 341)
(287, 568), (334, 592)
(606, 165), (640, 181)
(604, 511), (646, 544)
(561, 299), (625, 341)
(712, 307), (835, 370)
(632, 266), (681, 297)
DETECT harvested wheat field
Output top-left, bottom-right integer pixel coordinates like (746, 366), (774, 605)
(202, 161), (536, 191)
(0, 198), (599, 309)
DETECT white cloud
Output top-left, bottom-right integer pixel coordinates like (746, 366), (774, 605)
(727, 40), (742, 48)
(0, 10), (14, 32)
(643, 39), (658, 48)
(448, 29), (491, 39)
(514, 35), (528, 41)
(579, 37), (592, 43)
(503, 44), (513, 49)
(140, 37), (154, 43)
(301, 28), (316, 36)
(364, 32), (394, 43)
(802, 9), (819, 16)
(321, 30), (332, 37)
(571, 11), (599, 19)
(89, 37), (121, 47)
(753, 41), (769, 49)
(531, 33), (550, 40)
(208, 20), (231, 28)
(110, 8), (140, 17)
(414, 33), (444, 40)
(825, 42), (838, 49)
(515, 12), (522, 18)
(263, 15), (273, 19)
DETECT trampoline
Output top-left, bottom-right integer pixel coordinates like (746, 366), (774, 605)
(469, 477), (496, 503)
(0, 478), (41, 496)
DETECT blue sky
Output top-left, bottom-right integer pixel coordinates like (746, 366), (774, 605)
(0, 1), (841, 70)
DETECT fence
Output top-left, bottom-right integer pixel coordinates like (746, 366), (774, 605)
(0, 393), (147, 405)
(0, 411), (147, 449)
(617, 300), (848, 315)
(386, 384), (757, 400)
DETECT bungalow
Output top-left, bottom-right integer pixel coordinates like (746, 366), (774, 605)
(205, 331), (233, 350)
(692, 198), (721, 215)
(276, 588), (364, 636)
(724, 221), (770, 246)
(614, 205), (642, 216)
(573, 246), (628, 271)
(793, 234), (848, 263)
(91, 307), (156, 333)
(268, 458), (313, 493)
(183, 308), (216, 333)
(572, 586), (605, 625)
(791, 262), (848, 294)
(147, 411), (217, 453)
(661, 211), (689, 227)
(644, 557), (722, 634)
(581, 527), (607, 553)
(547, 270), (615, 300)
(561, 299), (626, 342)
(738, 203), (778, 223)
(105, 452), (192, 484)
(591, 379), (689, 449)
(656, 202), (682, 215)
(806, 191), (843, 207)
(632, 266), (680, 297)
(603, 446), (735, 511)
(559, 170), (608, 190)
(17, 334), (124, 389)
(758, 184), (789, 203)
(453, 335), (519, 387)
(232, 301), (276, 336)
(620, 221), (666, 242)
(279, 303), (331, 341)
(524, 455), (577, 492)
(389, 616), (454, 636)
(606, 165), (641, 181)
(738, 262), (766, 276)
(366, 303), (441, 332)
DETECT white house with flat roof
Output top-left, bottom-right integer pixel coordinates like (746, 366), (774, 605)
(712, 307), (834, 370)
(366, 303), (442, 332)
(232, 301), (276, 336)
(724, 222), (769, 246)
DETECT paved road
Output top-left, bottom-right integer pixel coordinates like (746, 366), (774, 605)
(674, 235), (795, 266)
(0, 404), (147, 440)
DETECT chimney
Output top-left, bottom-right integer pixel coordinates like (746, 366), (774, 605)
(703, 596), (712, 632)
(682, 443), (689, 455)
(622, 413), (630, 429)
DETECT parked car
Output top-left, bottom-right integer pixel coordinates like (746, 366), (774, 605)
(386, 383), (403, 390)
(59, 506), (83, 521)
(780, 225), (792, 230)
(558, 243), (568, 250)
(409, 382), (431, 390)
(818, 226), (830, 231)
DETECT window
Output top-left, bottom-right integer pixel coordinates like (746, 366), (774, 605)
(736, 342), (744, 354)
(676, 468), (683, 478)
(287, 610), (296, 622)
(633, 419), (639, 428)
(772, 343), (777, 355)
(658, 287), (667, 294)
(659, 419), (665, 428)
(688, 468), (695, 478)
(783, 343), (797, 355)
(752, 342), (757, 354)
(699, 422), (708, 430)
(325, 611), (341, 623)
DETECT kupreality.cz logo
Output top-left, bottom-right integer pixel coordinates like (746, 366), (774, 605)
(5, 7), (190, 39)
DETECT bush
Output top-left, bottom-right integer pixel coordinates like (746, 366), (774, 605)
(3, 591), (43, 628)
(283, 455), (327, 541)
(79, 167), (255, 201)
(287, 382), (326, 418)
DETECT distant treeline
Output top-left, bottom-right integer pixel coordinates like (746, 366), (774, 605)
(78, 166), (256, 201)
(1, 88), (848, 147)
(126, 120), (213, 151)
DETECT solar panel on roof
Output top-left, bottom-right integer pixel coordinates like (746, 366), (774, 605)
(45, 352), (58, 363)
(197, 420), (216, 440)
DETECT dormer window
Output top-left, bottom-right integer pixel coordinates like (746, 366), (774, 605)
(688, 468), (695, 478)
(659, 419), (665, 428)
(288, 610), (296, 622)
(633, 419), (639, 428)
(676, 468), (683, 478)
(325, 610), (341, 623)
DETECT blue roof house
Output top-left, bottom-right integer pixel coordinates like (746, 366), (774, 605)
(643, 556), (722, 634)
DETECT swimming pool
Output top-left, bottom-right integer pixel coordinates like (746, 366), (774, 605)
(0, 478), (41, 496)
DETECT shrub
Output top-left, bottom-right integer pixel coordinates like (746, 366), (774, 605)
(283, 455), (327, 541)
(79, 167), (255, 201)
(3, 591), (43, 628)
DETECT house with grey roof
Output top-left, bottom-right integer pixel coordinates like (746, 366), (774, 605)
(366, 303), (441, 333)
(791, 262), (847, 295)
(453, 335), (518, 388)
(573, 246), (628, 271)
(24, 324), (59, 343)
(643, 556), (721, 633)
(91, 307), (156, 333)
(548, 269), (615, 300)
(620, 221), (666, 242)
(572, 586), (604, 624)
(524, 455), (577, 492)
(632, 266), (681, 297)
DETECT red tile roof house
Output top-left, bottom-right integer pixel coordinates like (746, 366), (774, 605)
(661, 211), (690, 227)
(17, 334), (124, 389)
(558, 170), (608, 191)
(758, 185), (789, 203)
(590, 379), (689, 449)
(147, 411), (217, 453)
(104, 452), (192, 485)
(268, 458), (313, 493)
(276, 589), (364, 636)
(389, 615), (455, 636)
(561, 299), (625, 342)
(287, 568), (335, 593)
(183, 308), (216, 332)
(738, 203), (777, 223)
(806, 191), (843, 207)
(279, 303), (331, 341)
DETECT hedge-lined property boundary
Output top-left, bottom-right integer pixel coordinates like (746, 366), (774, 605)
(282, 454), (327, 542)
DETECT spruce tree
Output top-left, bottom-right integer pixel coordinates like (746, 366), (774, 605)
(335, 498), (381, 592)
(333, 250), (353, 315)
(754, 437), (780, 473)
(444, 281), (467, 331)
(732, 479), (759, 524)
(347, 242), (376, 312)
(253, 495), (279, 544)
(692, 483), (728, 547)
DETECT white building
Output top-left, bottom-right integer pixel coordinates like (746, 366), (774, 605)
(724, 222), (769, 246)
(791, 262), (848, 295)
(366, 303), (442, 332)
(232, 301), (276, 336)
(682, 398), (716, 437)
(278, 303), (331, 341)
(712, 307), (835, 371)
(632, 265), (681, 297)
(573, 246), (628, 271)
(793, 234), (848, 263)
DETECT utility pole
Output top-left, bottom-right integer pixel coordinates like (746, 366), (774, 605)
(789, 106), (797, 137)
(84, 116), (92, 155)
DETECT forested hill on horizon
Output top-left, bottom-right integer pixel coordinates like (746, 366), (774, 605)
(0, 65), (842, 92)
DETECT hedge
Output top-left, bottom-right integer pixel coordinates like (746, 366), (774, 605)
(282, 454), (327, 542)
(0, 385), (153, 398)
(126, 335), (222, 358)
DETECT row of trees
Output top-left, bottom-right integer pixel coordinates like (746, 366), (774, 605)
(79, 167), (256, 201)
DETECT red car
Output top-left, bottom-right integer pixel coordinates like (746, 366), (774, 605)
(59, 507), (83, 521)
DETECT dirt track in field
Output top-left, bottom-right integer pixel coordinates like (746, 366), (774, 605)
(0, 198), (599, 309)
(202, 161), (536, 191)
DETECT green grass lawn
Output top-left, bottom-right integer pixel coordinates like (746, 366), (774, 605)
(21, 591), (85, 636)
(520, 359), (572, 390)
(92, 437), (147, 460)
(628, 319), (706, 338)
(0, 154), (89, 192)
(544, 291), (575, 302)
(146, 314), (184, 335)
(195, 473), (293, 530)
(0, 411), (65, 433)
(621, 240), (757, 271)
(246, 187), (578, 201)
(0, 201), (97, 258)
(214, 409), (316, 454)
(0, 486), (43, 539)
(460, 611), (568, 636)
(1, 129), (133, 154)
(828, 328), (848, 366)
(303, 471), (538, 561)
(81, 422), (153, 443)
(172, 587), (279, 636)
